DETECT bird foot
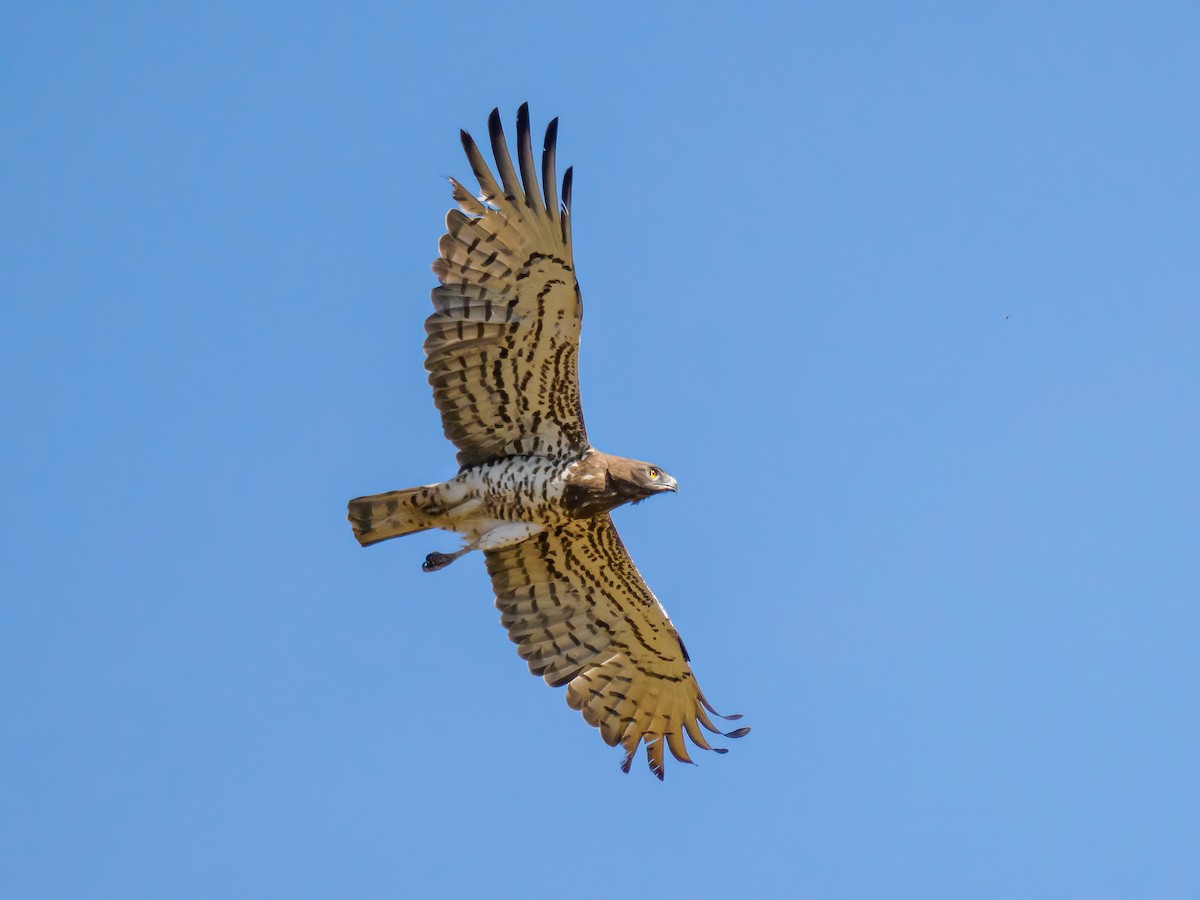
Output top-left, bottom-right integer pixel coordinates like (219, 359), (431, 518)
(422, 550), (465, 572)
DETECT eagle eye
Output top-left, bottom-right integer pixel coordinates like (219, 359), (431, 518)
(647, 467), (660, 480)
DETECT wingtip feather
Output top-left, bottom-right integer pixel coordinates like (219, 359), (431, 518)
(541, 117), (559, 220)
(515, 102), (542, 212)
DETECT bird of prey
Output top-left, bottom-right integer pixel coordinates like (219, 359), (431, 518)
(348, 104), (748, 779)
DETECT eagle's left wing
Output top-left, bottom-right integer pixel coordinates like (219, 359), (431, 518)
(484, 516), (749, 779)
(424, 105), (588, 469)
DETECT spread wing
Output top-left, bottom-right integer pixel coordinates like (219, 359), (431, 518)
(484, 516), (749, 779)
(424, 104), (588, 469)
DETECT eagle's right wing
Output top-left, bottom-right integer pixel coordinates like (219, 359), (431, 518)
(484, 516), (749, 779)
(423, 105), (588, 469)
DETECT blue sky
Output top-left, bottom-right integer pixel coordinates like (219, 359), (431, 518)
(3, 2), (1198, 897)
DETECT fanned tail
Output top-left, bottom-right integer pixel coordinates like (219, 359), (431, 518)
(347, 486), (442, 547)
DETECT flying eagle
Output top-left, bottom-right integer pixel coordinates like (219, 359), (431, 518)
(348, 105), (748, 778)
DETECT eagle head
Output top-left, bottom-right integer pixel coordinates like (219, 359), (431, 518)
(625, 461), (679, 499)
(562, 451), (677, 517)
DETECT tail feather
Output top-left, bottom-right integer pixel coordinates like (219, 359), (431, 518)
(348, 485), (442, 547)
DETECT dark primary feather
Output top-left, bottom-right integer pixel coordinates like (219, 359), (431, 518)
(515, 103), (543, 214)
(541, 117), (559, 221)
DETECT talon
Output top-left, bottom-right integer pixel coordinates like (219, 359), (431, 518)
(422, 551), (454, 572)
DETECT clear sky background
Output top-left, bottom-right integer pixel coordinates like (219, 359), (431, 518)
(3, 3), (1198, 898)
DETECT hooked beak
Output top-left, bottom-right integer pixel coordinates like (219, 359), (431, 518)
(661, 474), (678, 493)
